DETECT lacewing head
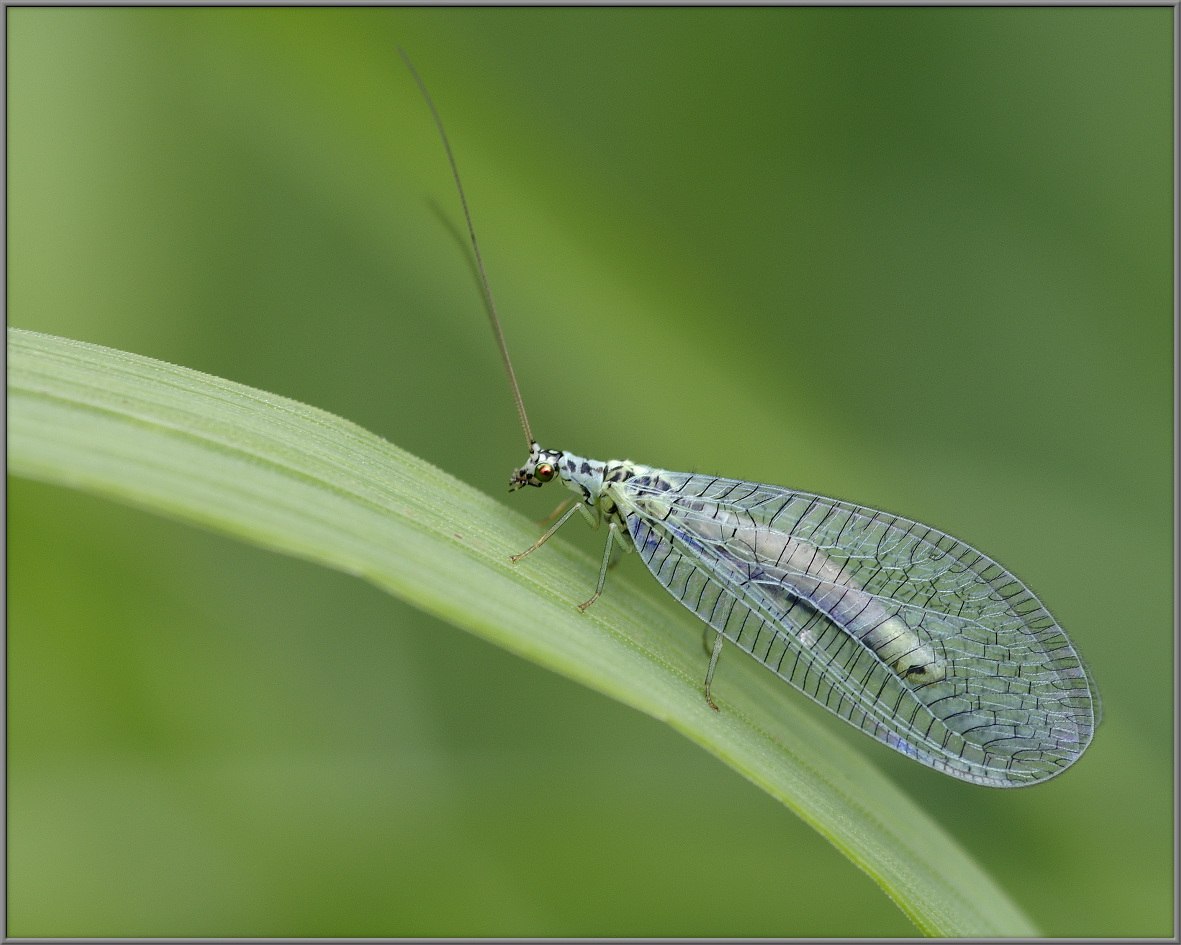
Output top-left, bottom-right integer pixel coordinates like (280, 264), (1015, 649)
(509, 443), (562, 491)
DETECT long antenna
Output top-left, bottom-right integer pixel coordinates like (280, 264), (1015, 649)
(399, 49), (535, 448)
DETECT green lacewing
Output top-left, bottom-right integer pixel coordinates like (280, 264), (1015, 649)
(401, 53), (1097, 787)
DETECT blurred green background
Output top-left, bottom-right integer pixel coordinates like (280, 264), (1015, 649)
(7, 7), (1173, 937)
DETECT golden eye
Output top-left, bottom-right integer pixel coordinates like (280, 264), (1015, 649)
(535, 463), (555, 482)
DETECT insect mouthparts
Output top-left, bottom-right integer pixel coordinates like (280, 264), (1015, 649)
(508, 468), (532, 492)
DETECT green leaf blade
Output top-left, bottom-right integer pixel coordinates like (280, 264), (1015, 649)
(7, 327), (1038, 937)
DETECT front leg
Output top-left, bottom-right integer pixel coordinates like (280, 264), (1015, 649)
(510, 502), (584, 563)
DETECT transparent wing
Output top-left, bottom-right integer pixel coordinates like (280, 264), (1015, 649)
(615, 468), (1097, 787)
